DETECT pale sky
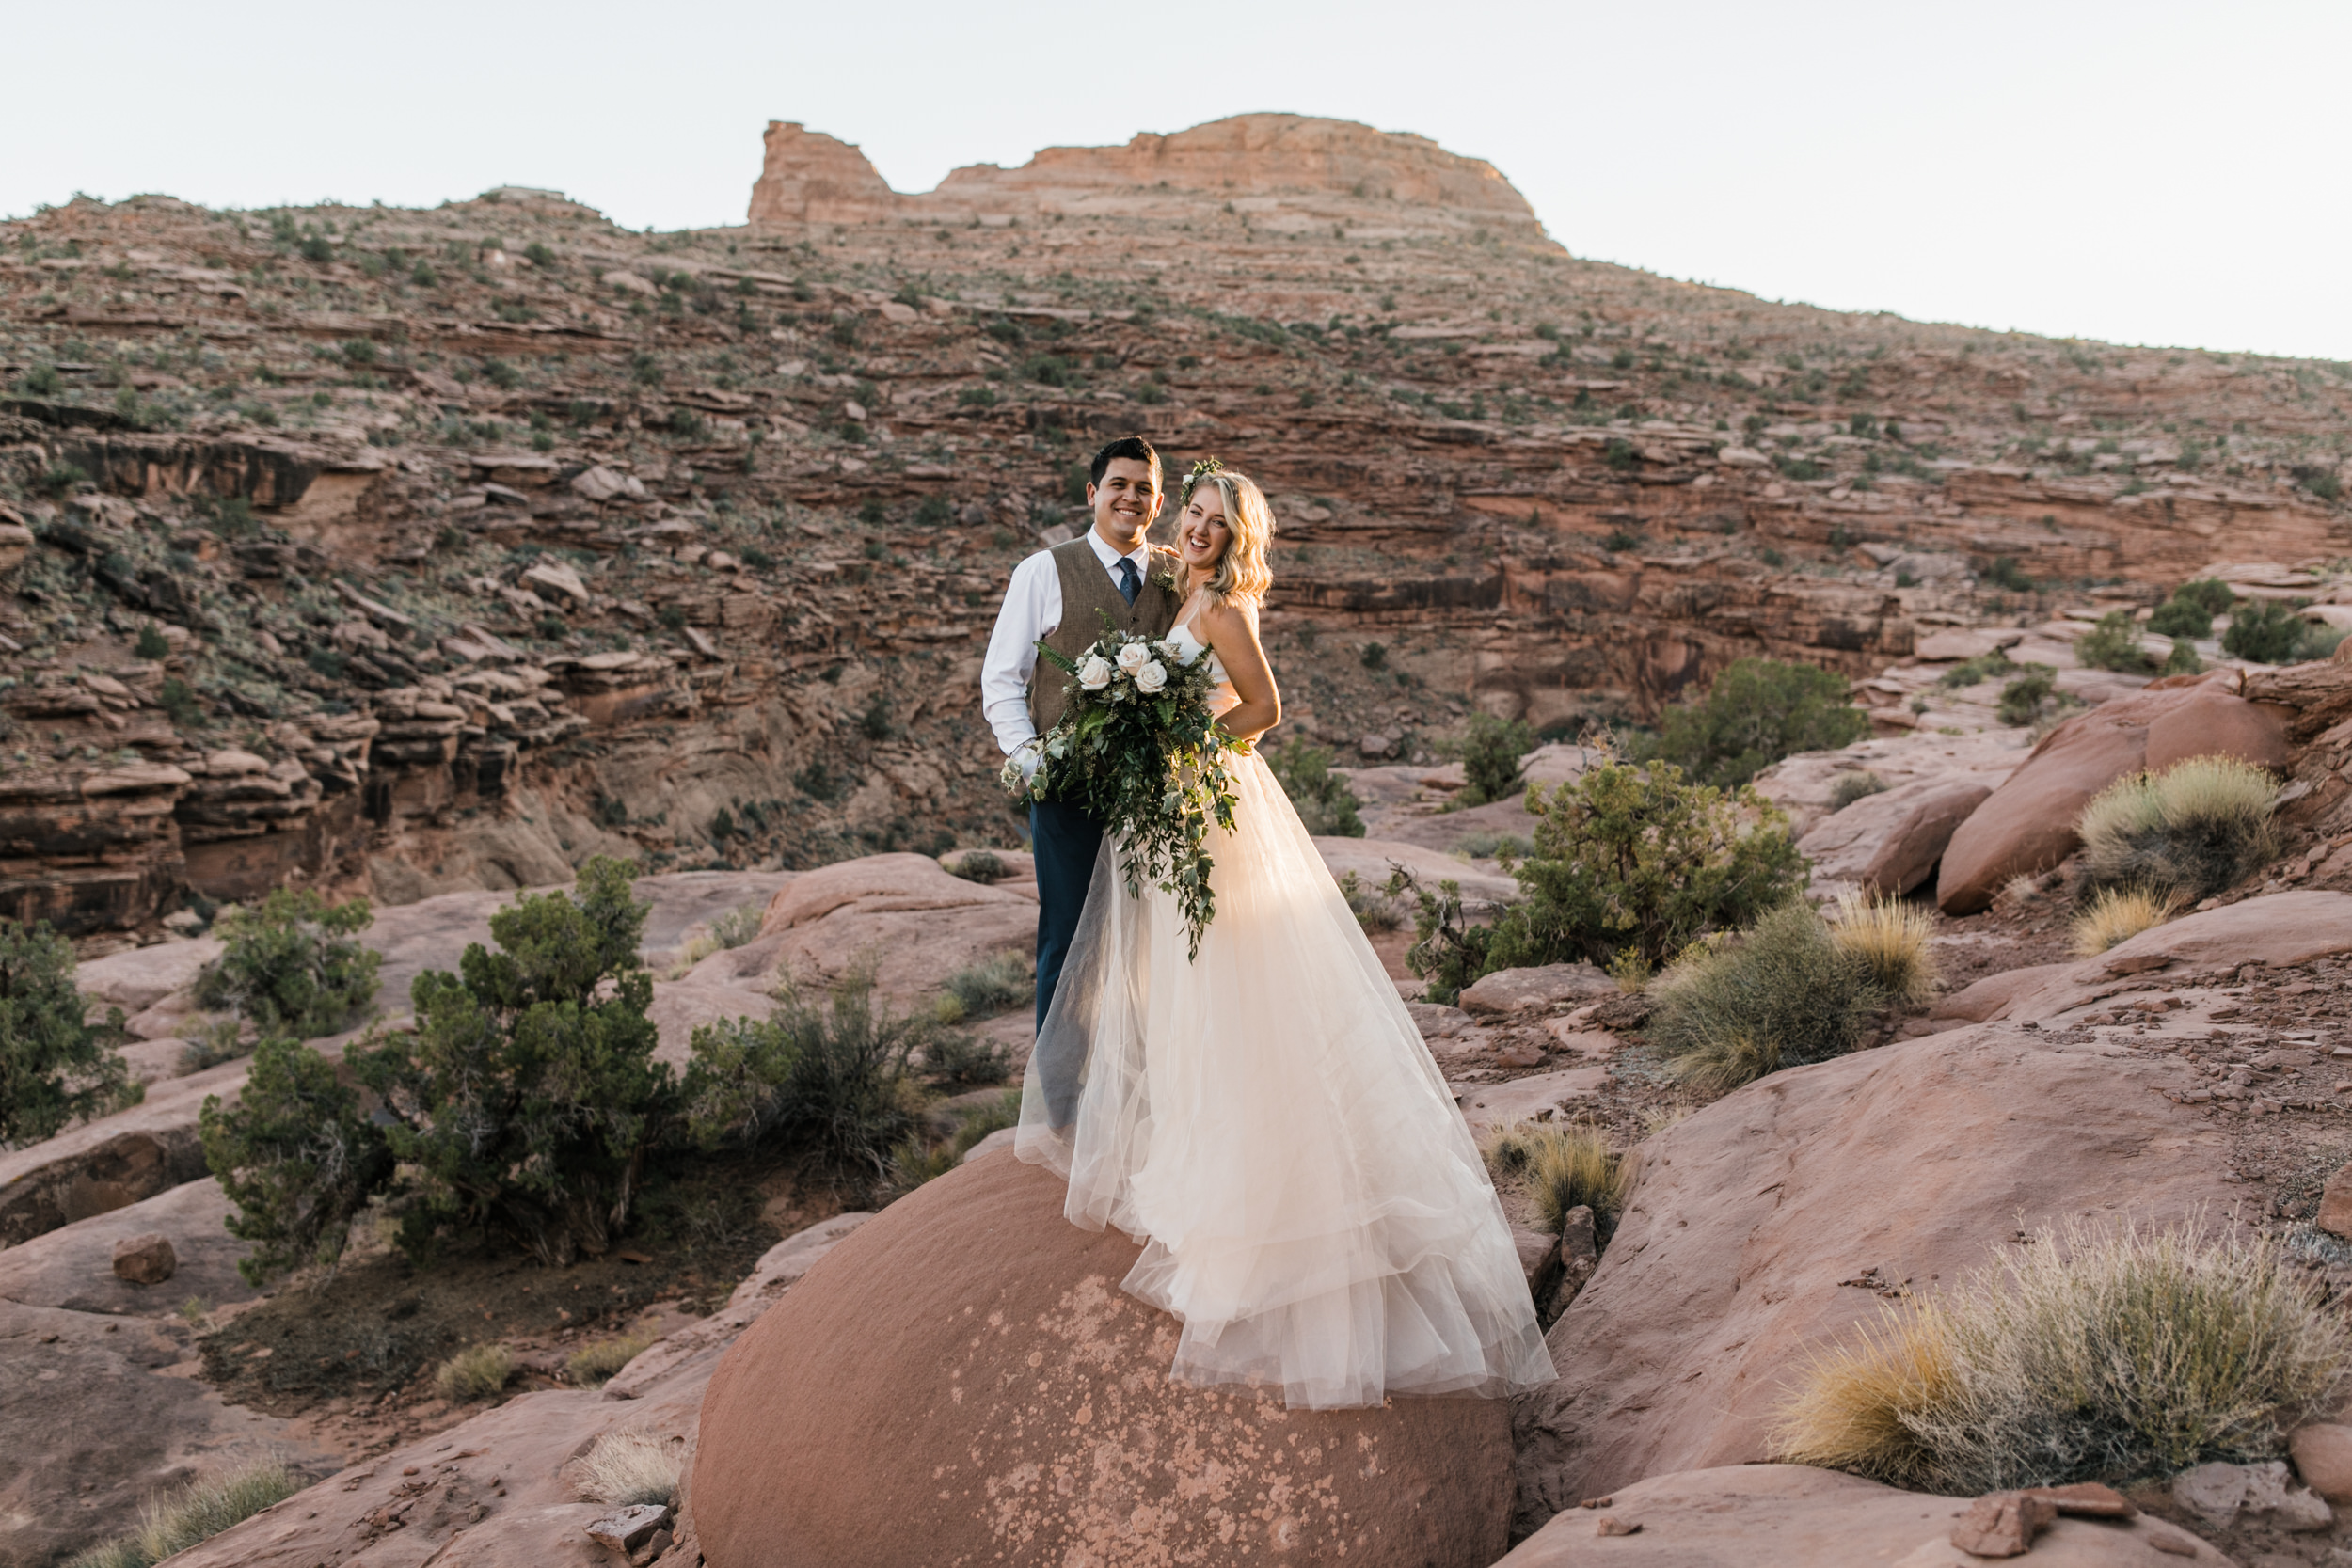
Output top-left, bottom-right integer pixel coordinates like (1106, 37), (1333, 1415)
(7, 0), (2345, 362)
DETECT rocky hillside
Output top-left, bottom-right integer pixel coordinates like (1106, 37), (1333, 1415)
(3, 113), (2348, 946)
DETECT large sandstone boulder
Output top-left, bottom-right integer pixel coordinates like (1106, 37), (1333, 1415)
(1799, 776), (1995, 897)
(1936, 681), (2269, 914)
(0, 1059), (239, 1246)
(1512, 1024), (2238, 1529)
(683, 853), (1035, 1009)
(1494, 1465), (2227, 1566)
(1315, 837), (1519, 913)
(693, 1150), (1517, 1568)
(2145, 687), (2292, 773)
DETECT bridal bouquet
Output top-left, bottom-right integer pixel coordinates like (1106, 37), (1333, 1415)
(1003, 623), (1239, 958)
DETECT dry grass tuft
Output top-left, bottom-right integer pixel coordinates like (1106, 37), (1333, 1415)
(1483, 1122), (1629, 1234)
(1774, 1214), (2352, 1493)
(1830, 892), (1939, 1008)
(566, 1331), (655, 1388)
(69, 1459), (300, 1568)
(2077, 756), (2278, 906)
(433, 1342), (514, 1402)
(1649, 901), (1883, 1094)
(2072, 887), (2178, 956)
(1775, 1305), (1955, 1488)
(577, 1430), (683, 1508)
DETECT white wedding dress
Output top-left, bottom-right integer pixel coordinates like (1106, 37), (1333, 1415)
(1015, 619), (1556, 1408)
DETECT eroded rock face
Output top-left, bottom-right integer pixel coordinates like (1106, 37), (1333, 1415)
(1798, 776), (1996, 896)
(1511, 1024), (2239, 1530)
(692, 1150), (1516, 1568)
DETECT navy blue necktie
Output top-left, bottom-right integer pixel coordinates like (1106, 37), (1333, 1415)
(1116, 557), (1140, 607)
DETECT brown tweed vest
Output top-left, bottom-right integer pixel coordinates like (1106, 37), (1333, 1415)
(1026, 537), (1180, 734)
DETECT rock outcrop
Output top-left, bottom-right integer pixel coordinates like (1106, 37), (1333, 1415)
(692, 1148), (1516, 1568)
(1511, 1023), (2239, 1529)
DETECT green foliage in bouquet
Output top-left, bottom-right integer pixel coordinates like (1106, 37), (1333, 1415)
(1013, 621), (1240, 958)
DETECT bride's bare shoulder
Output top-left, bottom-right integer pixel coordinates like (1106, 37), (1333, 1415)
(1195, 594), (1262, 640)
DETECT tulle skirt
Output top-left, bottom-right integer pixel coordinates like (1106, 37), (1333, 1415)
(1014, 750), (1557, 1408)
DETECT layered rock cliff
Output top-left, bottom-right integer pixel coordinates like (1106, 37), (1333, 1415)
(2, 116), (2348, 942)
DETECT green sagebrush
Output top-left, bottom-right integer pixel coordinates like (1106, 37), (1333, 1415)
(1012, 619), (1239, 958)
(0, 918), (139, 1149)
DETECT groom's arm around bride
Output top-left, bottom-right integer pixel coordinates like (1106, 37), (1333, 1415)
(978, 436), (1183, 1086)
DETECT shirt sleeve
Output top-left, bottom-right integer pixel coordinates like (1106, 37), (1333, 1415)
(980, 551), (1061, 755)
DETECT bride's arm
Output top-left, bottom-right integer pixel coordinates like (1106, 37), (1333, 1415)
(1194, 597), (1280, 745)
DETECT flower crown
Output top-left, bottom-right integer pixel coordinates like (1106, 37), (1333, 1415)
(1180, 456), (1226, 506)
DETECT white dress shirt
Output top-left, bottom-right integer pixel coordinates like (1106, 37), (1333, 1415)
(981, 530), (1154, 757)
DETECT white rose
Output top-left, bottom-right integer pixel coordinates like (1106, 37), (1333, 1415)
(1154, 640), (1181, 659)
(1116, 641), (1150, 673)
(1078, 655), (1113, 690)
(1135, 659), (1168, 694)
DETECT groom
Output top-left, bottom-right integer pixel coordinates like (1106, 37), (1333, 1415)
(980, 436), (1182, 1061)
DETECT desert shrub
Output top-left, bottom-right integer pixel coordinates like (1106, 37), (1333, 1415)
(134, 624), (171, 659)
(1649, 901), (1885, 1094)
(355, 858), (675, 1266)
(1775, 1216), (2352, 1492)
(2147, 578), (2233, 640)
(1829, 771), (1887, 810)
(195, 889), (381, 1040)
(1267, 738), (1366, 836)
(1936, 650), (2016, 689)
(577, 1430), (683, 1508)
(932, 954), (1032, 1023)
(947, 848), (1008, 882)
(1453, 829), (1536, 861)
(200, 1035), (396, 1284)
(1994, 666), (2065, 728)
(2076, 756), (2279, 907)
(2223, 599), (2334, 664)
(1649, 658), (1870, 788)
(2073, 611), (2155, 673)
(1383, 868), (1496, 1006)
(566, 1330), (654, 1387)
(434, 1342), (515, 1401)
(1485, 759), (1805, 976)
(2073, 888), (2177, 955)
(0, 919), (138, 1148)
(709, 903), (762, 948)
(1456, 713), (1535, 805)
(67, 1459), (300, 1568)
(919, 1028), (1012, 1086)
(885, 1088), (1021, 1195)
(1483, 1123), (1628, 1235)
(1830, 891), (1939, 1008)
(681, 971), (926, 1180)
(1337, 870), (1402, 932)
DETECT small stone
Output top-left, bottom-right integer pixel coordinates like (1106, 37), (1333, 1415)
(587, 1502), (672, 1556)
(1949, 1492), (2056, 1557)
(2022, 1481), (2136, 1518)
(110, 1233), (176, 1285)
(1577, 1496), (1613, 1509)
(2291, 1422), (2352, 1500)
(1593, 1515), (1640, 1537)
(2318, 1162), (2352, 1239)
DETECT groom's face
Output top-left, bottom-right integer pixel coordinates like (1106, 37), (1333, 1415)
(1088, 458), (1163, 540)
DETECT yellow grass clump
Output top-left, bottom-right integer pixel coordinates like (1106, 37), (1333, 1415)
(433, 1342), (514, 1402)
(68, 1459), (300, 1568)
(1483, 1122), (1629, 1234)
(2072, 887), (2177, 956)
(567, 1331), (655, 1388)
(2077, 755), (2278, 905)
(576, 1430), (683, 1508)
(1773, 1215), (2350, 1494)
(1830, 891), (1940, 1007)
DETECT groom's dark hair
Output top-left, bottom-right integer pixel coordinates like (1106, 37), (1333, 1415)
(1089, 436), (1161, 491)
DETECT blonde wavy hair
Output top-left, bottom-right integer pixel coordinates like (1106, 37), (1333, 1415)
(1184, 469), (1276, 607)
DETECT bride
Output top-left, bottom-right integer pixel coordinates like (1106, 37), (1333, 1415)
(1015, 463), (1556, 1409)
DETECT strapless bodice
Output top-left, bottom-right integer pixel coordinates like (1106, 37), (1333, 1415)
(1168, 622), (1237, 718)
